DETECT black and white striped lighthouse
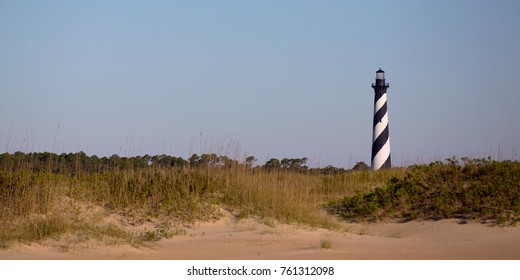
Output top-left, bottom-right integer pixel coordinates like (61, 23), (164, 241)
(371, 68), (391, 170)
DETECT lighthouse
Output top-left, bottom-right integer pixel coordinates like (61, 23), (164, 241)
(371, 68), (391, 170)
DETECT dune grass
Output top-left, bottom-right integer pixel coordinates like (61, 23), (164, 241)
(0, 154), (404, 248)
(0, 167), (221, 248)
(218, 167), (403, 228)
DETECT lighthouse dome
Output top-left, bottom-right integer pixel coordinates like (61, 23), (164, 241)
(376, 68), (385, 80)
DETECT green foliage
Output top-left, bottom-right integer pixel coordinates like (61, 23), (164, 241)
(0, 151), (188, 174)
(0, 152), (350, 175)
(262, 157), (309, 172)
(328, 158), (520, 225)
(352, 162), (369, 171)
(264, 158), (281, 170)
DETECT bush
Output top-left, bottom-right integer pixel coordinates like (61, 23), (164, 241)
(327, 158), (520, 225)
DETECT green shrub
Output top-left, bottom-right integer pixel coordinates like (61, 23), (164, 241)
(328, 158), (520, 225)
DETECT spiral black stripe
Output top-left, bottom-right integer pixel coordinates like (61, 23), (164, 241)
(371, 125), (389, 160)
(373, 101), (387, 126)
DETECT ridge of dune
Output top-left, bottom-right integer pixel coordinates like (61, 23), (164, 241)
(2, 210), (519, 260)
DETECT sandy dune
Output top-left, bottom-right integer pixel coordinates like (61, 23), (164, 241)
(2, 212), (519, 260)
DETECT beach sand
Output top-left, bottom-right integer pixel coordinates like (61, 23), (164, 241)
(2, 211), (519, 260)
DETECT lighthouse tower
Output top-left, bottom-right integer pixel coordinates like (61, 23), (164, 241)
(371, 68), (391, 170)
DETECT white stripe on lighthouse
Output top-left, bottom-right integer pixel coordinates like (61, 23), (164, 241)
(372, 135), (391, 170)
(374, 93), (387, 113)
(373, 110), (388, 141)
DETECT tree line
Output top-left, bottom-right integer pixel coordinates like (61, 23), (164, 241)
(0, 151), (370, 174)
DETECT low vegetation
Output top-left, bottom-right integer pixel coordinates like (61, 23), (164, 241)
(1, 152), (518, 249)
(328, 158), (520, 225)
(320, 239), (333, 250)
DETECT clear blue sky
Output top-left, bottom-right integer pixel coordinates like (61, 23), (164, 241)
(1, 0), (519, 167)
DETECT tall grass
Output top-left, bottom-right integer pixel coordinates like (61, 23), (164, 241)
(219, 168), (403, 227)
(0, 152), (405, 248)
(0, 170), (58, 219)
(0, 167), (230, 245)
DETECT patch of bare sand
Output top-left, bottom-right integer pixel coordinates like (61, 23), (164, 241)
(2, 211), (519, 260)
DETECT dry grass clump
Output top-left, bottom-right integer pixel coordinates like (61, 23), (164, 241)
(320, 239), (333, 250)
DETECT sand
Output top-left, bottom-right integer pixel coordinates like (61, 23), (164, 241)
(2, 211), (519, 260)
